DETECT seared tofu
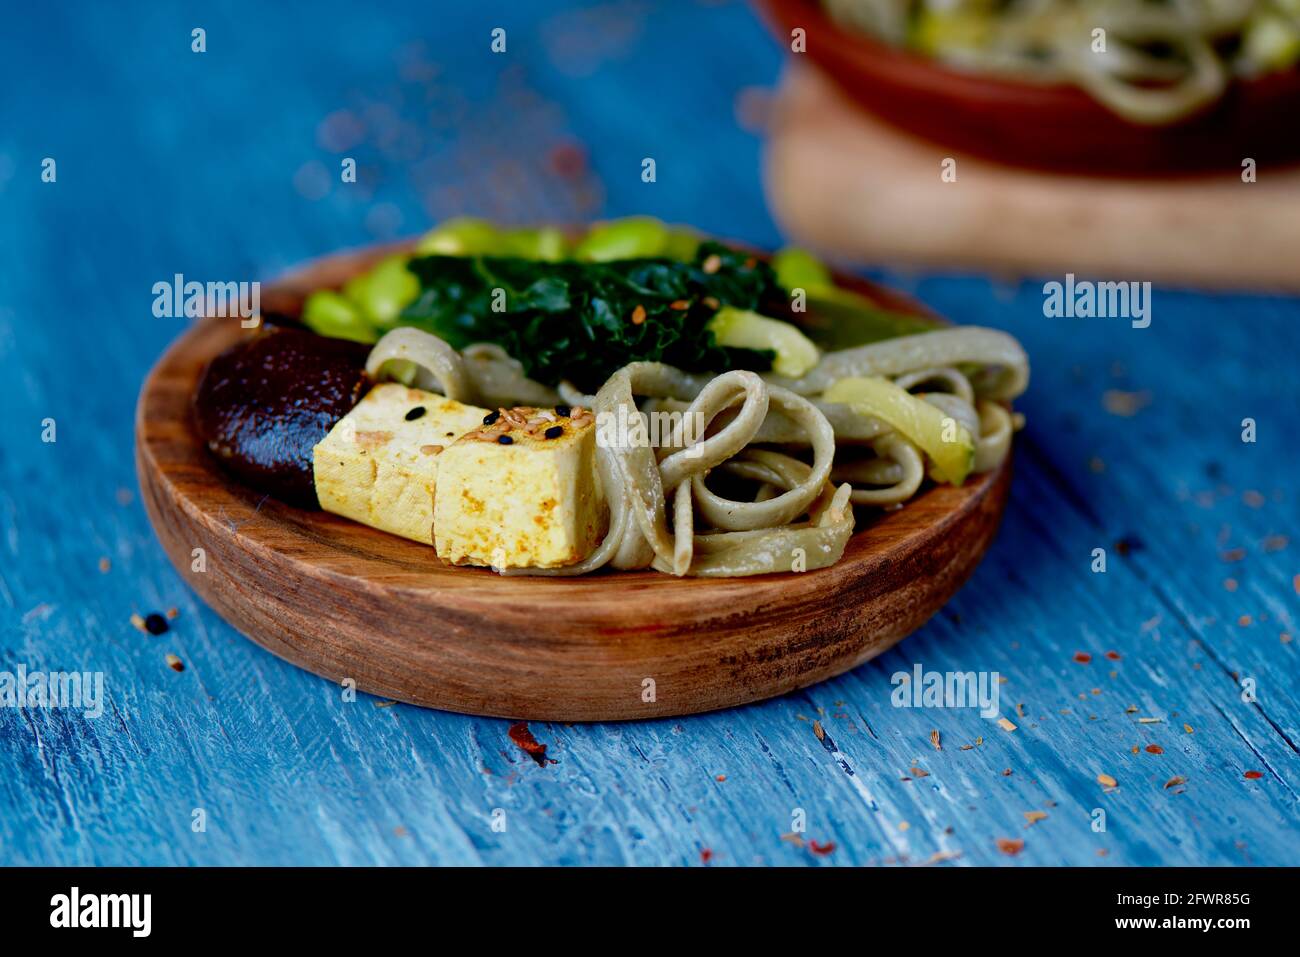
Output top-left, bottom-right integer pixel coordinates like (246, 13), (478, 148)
(312, 384), (489, 545)
(434, 407), (607, 569)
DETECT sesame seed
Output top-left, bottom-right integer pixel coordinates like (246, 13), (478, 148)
(404, 406), (426, 421)
(482, 410), (500, 425)
(497, 435), (513, 445)
(631, 304), (647, 325)
(669, 299), (689, 311)
(554, 404), (571, 418)
(419, 444), (444, 456)
(702, 254), (722, 274)
(544, 425), (564, 439)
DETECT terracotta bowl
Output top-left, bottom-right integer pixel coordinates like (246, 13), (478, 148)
(758, 0), (1300, 175)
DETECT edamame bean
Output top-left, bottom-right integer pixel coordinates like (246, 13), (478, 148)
(344, 255), (419, 327)
(302, 290), (377, 344)
(771, 247), (832, 293)
(663, 228), (700, 262)
(572, 216), (669, 261)
(505, 227), (568, 261)
(415, 218), (505, 256)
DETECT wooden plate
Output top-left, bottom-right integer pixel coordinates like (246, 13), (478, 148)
(758, 0), (1300, 175)
(135, 244), (1013, 721)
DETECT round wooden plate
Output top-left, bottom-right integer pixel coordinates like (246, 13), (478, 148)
(135, 244), (1013, 721)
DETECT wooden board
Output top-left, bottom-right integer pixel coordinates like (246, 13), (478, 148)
(765, 64), (1300, 292)
(134, 247), (1012, 722)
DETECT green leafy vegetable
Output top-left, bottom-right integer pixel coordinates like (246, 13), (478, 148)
(399, 242), (777, 391)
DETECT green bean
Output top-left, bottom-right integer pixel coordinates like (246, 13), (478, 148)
(302, 290), (377, 343)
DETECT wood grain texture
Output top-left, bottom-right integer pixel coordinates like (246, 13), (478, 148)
(1, 0), (1296, 867)
(135, 247), (1011, 721)
(766, 64), (1300, 292)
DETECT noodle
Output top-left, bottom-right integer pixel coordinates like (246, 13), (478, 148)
(366, 322), (1030, 578)
(822, 0), (1295, 124)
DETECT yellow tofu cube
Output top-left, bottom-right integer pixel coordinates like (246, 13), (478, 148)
(434, 408), (608, 569)
(312, 384), (489, 544)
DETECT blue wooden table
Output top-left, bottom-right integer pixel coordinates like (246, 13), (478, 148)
(2, 0), (1296, 867)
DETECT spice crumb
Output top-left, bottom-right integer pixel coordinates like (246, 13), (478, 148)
(996, 837), (1025, 856)
(1098, 773), (1118, 788)
(165, 653), (185, 672)
(98, 557), (111, 573)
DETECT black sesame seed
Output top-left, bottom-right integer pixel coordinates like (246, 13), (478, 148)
(497, 434), (514, 445)
(405, 406), (426, 421)
(544, 425), (564, 439)
(554, 404), (571, 418)
(144, 613), (169, 635)
(483, 410), (501, 425)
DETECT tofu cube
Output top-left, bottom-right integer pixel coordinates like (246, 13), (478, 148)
(434, 408), (607, 569)
(313, 384), (489, 545)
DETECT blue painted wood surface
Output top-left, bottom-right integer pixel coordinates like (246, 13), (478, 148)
(1, 0), (1296, 866)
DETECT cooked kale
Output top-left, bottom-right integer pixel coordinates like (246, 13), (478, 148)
(399, 242), (776, 391)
